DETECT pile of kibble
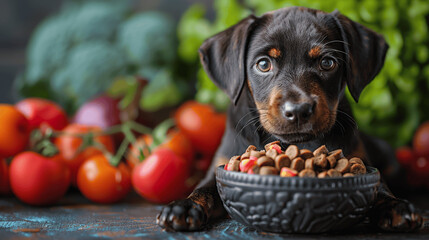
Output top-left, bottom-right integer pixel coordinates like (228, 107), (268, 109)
(224, 141), (367, 178)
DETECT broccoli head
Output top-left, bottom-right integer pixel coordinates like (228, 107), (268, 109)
(117, 12), (177, 69)
(51, 41), (126, 105)
(66, 1), (127, 43)
(26, 14), (73, 83)
(18, 1), (185, 113)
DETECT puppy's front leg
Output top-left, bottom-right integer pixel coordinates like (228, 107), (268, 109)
(370, 182), (423, 232)
(156, 157), (227, 231)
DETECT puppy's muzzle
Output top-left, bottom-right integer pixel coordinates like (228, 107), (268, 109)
(282, 101), (315, 123)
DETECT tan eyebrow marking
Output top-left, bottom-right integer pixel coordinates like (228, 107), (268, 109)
(308, 46), (321, 58)
(268, 48), (281, 58)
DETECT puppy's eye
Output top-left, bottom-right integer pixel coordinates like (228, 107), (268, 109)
(256, 58), (272, 72)
(320, 57), (336, 71)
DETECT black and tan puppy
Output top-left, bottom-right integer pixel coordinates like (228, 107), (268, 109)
(157, 7), (423, 232)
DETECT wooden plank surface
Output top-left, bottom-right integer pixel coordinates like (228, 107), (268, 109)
(1, 191), (429, 240)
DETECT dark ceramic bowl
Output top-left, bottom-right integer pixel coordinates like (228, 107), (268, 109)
(216, 165), (380, 233)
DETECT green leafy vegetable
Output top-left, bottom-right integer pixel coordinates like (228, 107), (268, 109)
(118, 12), (176, 72)
(140, 69), (183, 111)
(51, 41), (127, 106)
(17, 0), (187, 113)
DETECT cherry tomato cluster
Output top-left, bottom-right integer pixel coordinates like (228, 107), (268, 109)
(396, 121), (429, 189)
(0, 97), (226, 206)
(0, 100), (71, 205)
(130, 101), (226, 204)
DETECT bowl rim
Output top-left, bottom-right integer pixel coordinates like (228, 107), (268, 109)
(216, 165), (380, 191)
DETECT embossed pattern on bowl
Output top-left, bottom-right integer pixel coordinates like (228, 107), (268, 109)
(216, 166), (380, 233)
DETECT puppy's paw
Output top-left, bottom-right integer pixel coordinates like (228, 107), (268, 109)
(156, 199), (207, 231)
(375, 199), (423, 232)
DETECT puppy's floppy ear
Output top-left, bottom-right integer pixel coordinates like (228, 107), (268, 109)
(331, 10), (389, 102)
(199, 15), (258, 105)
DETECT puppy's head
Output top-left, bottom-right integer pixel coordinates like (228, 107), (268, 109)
(199, 7), (388, 144)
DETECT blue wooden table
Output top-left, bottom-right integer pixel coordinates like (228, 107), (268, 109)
(1, 191), (429, 239)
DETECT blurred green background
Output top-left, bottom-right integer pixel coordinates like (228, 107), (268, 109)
(5, 0), (429, 148)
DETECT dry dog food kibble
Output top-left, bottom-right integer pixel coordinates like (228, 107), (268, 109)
(285, 145), (300, 159)
(224, 142), (367, 178)
(299, 149), (314, 159)
(275, 154), (290, 169)
(257, 156), (275, 167)
(260, 166), (278, 175)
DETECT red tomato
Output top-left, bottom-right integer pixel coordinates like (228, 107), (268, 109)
(160, 130), (194, 164)
(0, 104), (31, 158)
(395, 146), (415, 168)
(411, 155), (429, 177)
(174, 101), (226, 156)
(126, 134), (153, 170)
(127, 131), (195, 170)
(9, 152), (70, 205)
(413, 121), (429, 157)
(15, 98), (68, 131)
(77, 154), (131, 204)
(54, 124), (115, 186)
(0, 158), (10, 195)
(132, 148), (191, 204)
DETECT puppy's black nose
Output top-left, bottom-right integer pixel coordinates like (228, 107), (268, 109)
(283, 101), (314, 122)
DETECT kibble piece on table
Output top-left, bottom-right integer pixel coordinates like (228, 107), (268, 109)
(224, 142), (367, 178)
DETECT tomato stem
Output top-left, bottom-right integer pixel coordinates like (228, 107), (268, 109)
(126, 121), (152, 135)
(75, 132), (95, 155)
(109, 123), (145, 167)
(109, 136), (129, 167)
(92, 141), (113, 158)
(39, 120), (155, 166)
(121, 124), (137, 143)
(29, 129), (59, 157)
(50, 125), (123, 138)
(152, 118), (175, 146)
(50, 121), (151, 139)
(101, 125), (124, 135)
